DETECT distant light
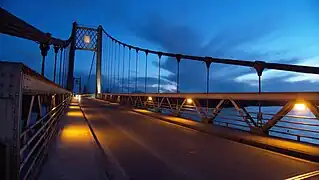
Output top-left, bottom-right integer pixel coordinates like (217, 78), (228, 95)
(294, 103), (306, 111)
(75, 94), (81, 102)
(148, 97), (153, 101)
(84, 35), (90, 44)
(186, 98), (193, 104)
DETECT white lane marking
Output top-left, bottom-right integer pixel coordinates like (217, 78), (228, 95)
(285, 170), (319, 180)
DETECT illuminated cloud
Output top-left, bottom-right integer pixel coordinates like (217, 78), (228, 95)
(235, 56), (319, 86)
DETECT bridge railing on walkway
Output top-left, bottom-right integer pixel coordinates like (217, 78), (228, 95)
(98, 93), (319, 145)
(0, 62), (72, 180)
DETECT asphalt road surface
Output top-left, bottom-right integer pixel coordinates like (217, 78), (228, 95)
(80, 97), (318, 180)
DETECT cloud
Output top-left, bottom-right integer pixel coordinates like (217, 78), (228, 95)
(128, 13), (291, 92)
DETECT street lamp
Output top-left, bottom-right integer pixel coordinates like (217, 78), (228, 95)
(294, 103), (306, 111)
(186, 98), (193, 104)
(84, 35), (90, 44)
(148, 97), (153, 101)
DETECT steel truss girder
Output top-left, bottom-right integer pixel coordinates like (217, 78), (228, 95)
(99, 92), (319, 101)
(99, 93), (319, 137)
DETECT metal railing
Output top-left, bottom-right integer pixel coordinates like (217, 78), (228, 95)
(0, 62), (71, 180)
(98, 93), (319, 145)
(19, 97), (70, 180)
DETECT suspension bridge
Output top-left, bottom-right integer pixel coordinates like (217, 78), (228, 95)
(1, 7), (319, 180)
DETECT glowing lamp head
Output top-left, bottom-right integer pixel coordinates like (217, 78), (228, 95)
(148, 97), (153, 101)
(186, 98), (193, 104)
(84, 35), (91, 44)
(294, 103), (306, 111)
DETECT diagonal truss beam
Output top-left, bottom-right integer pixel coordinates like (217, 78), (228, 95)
(304, 101), (319, 119)
(262, 101), (295, 132)
(230, 100), (257, 128)
(211, 100), (226, 121)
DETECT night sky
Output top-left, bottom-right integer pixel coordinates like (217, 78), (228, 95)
(1, 0), (318, 92)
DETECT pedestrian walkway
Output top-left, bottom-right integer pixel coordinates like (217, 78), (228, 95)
(38, 98), (107, 180)
(130, 108), (319, 162)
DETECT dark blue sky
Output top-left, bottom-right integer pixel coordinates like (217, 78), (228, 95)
(1, 0), (318, 92)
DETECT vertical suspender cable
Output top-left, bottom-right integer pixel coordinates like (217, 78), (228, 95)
(110, 40), (113, 92)
(118, 43), (121, 92)
(122, 45), (125, 93)
(62, 48), (66, 88)
(135, 49), (138, 92)
(59, 48), (63, 86)
(107, 38), (111, 92)
(87, 52), (96, 91)
(103, 36), (107, 92)
(128, 48), (131, 93)
(158, 54), (162, 93)
(113, 42), (117, 92)
(145, 51), (148, 93)
(176, 56), (181, 93)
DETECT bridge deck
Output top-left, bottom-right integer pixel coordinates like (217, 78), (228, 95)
(67, 97), (317, 180)
(130, 108), (319, 160)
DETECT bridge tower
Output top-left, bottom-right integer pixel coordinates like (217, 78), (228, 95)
(67, 22), (102, 95)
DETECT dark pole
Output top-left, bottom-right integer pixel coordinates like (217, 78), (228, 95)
(145, 50), (148, 93)
(53, 46), (59, 83)
(128, 47), (131, 93)
(158, 53), (162, 93)
(59, 48), (63, 86)
(39, 43), (50, 76)
(135, 49), (138, 92)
